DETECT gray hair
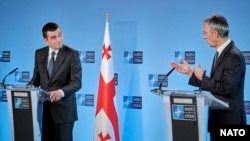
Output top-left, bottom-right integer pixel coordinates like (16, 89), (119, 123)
(204, 15), (229, 38)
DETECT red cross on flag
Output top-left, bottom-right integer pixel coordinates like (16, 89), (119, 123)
(94, 15), (120, 141)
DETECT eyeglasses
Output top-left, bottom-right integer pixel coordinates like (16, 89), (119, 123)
(203, 30), (215, 35)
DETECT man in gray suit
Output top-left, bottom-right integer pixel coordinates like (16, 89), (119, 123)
(171, 15), (246, 141)
(30, 22), (82, 141)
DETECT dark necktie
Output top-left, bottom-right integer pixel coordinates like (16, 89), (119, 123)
(212, 51), (219, 70)
(48, 51), (55, 77)
(213, 51), (219, 67)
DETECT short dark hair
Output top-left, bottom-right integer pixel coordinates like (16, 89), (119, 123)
(42, 22), (60, 38)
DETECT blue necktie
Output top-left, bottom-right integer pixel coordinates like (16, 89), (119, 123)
(48, 51), (55, 77)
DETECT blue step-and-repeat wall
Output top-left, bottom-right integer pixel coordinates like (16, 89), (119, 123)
(1, 0), (250, 141)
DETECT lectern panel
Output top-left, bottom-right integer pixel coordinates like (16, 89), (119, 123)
(170, 95), (199, 141)
(11, 90), (34, 141)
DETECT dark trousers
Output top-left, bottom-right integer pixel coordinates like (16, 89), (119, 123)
(41, 103), (74, 141)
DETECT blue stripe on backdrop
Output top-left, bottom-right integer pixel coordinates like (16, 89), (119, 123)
(0, 102), (11, 141)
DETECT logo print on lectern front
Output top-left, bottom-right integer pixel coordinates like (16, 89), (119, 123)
(172, 104), (196, 121)
(172, 105), (184, 119)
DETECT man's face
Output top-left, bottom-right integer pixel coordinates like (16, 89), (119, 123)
(203, 22), (218, 48)
(44, 28), (63, 50)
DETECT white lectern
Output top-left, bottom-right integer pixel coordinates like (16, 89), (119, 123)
(151, 89), (229, 141)
(6, 85), (46, 141)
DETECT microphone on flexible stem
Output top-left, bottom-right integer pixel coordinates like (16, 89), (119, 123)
(152, 67), (175, 94)
(0, 67), (18, 89)
(26, 79), (33, 86)
(159, 67), (175, 91)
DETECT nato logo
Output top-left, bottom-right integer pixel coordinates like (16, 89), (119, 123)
(148, 74), (159, 87)
(175, 51), (195, 64)
(175, 51), (184, 64)
(242, 51), (250, 65)
(0, 90), (7, 102)
(114, 73), (118, 86)
(158, 74), (168, 87)
(148, 74), (168, 87)
(14, 98), (23, 109)
(185, 51), (195, 64)
(172, 105), (184, 120)
(124, 51), (143, 64)
(123, 96), (142, 109)
(172, 104), (196, 121)
(77, 94), (94, 106)
(0, 51), (10, 62)
(15, 71), (22, 82)
(79, 51), (95, 63)
(22, 71), (30, 82)
(124, 51), (133, 63)
(0, 90), (2, 102)
(14, 71), (30, 83)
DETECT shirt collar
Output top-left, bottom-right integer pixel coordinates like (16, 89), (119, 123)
(49, 47), (59, 54)
(216, 39), (231, 55)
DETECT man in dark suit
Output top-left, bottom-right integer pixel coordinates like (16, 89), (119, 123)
(30, 22), (82, 141)
(170, 15), (246, 141)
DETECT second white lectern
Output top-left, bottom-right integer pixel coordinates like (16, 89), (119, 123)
(151, 89), (229, 141)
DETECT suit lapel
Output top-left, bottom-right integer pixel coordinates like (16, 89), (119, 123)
(40, 47), (50, 80)
(210, 42), (233, 76)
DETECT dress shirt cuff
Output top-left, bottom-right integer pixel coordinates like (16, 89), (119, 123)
(58, 89), (64, 98)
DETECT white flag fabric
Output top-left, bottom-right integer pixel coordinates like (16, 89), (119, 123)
(94, 20), (120, 141)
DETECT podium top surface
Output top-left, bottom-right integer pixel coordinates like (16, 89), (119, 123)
(151, 88), (201, 96)
(151, 88), (229, 108)
(3, 85), (39, 91)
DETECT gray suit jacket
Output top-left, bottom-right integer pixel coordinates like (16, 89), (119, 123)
(188, 41), (246, 132)
(31, 45), (82, 123)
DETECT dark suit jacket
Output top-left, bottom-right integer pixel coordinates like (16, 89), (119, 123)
(31, 45), (82, 123)
(188, 41), (246, 132)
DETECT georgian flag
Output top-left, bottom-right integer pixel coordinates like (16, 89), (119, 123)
(94, 19), (120, 141)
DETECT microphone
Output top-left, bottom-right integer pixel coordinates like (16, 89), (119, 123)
(0, 67), (18, 88)
(158, 67), (175, 91)
(26, 79), (34, 86)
